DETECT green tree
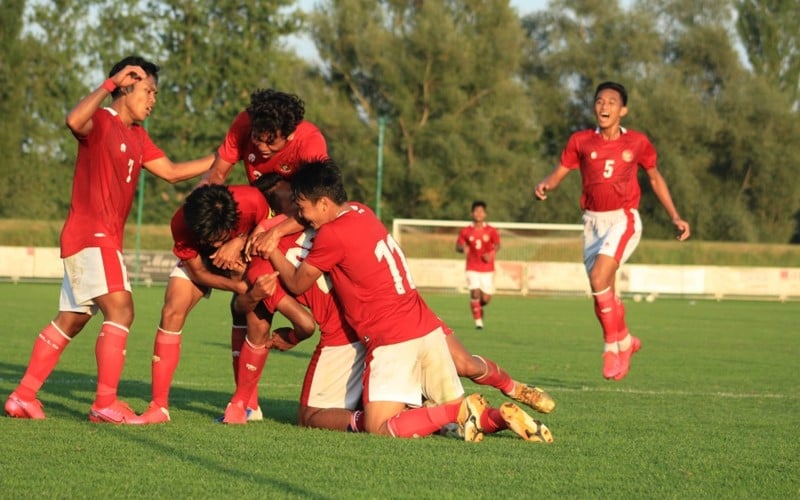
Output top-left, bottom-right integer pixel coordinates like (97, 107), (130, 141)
(308, 0), (539, 222)
(737, 0), (800, 108)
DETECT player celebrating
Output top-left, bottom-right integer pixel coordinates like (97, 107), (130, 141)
(138, 184), (315, 424)
(456, 200), (500, 329)
(265, 160), (553, 442)
(534, 81), (690, 380)
(4, 56), (215, 423)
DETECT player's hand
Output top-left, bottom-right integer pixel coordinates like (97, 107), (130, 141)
(246, 229), (280, 259)
(673, 218), (691, 241)
(534, 181), (549, 200)
(248, 272), (279, 301)
(110, 65), (146, 88)
(270, 327), (299, 351)
(210, 236), (246, 270)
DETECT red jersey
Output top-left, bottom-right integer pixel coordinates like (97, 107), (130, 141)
(254, 216), (359, 347)
(171, 185), (268, 261)
(60, 108), (165, 257)
(302, 202), (443, 348)
(457, 223), (500, 272)
(560, 127), (657, 212)
(217, 111), (328, 183)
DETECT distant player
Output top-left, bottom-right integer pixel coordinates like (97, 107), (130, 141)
(534, 81), (690, 380)
(266, 159), (553, 442)
(456, 200), (500, 329)
(4, 56), (215, 423)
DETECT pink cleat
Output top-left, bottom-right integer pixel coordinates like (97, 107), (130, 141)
(138, 402), (171, 424)
(5, 392), (46, 420)
(614, 336), (642, 381)
(89, 400), (143, 424)
(222, 401), (247, 425)
(602, 351), (621, 380)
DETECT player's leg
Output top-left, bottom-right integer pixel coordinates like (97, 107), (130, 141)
(445, 332), (555, 413)
(5, 307), (91, 419)
(609, 209), (643, 380)
(223, 303), (272, 424)
(478, 272), (494, 324)
(466, 271), (483, 329)
(298, 342), (365, 432)
(140, 274), (206, 424)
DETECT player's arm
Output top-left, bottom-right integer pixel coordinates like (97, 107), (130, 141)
(645, 167), (691, 241)
(233, 272), (279, 313)
(210, 232), (251, 270)
(201, 155), (236, 186)
(534, 165), (571, 200)
(272, 296), (317, 350)
(143, 153), (216, 184)
(247, 216), (304, 259)
(268, 248), (322, 295)
(182, 254), (249, 294)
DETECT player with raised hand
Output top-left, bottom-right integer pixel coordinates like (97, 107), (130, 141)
(4, 55), (215, 423)
(534, 81), (690, 380)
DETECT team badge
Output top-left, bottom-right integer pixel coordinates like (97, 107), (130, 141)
(590, 151), (597, 160)
(248, 153), (256, 163)
(623, 150), (633, 162)
(280, 164), (290, 173)
(120, 143), (127, 152)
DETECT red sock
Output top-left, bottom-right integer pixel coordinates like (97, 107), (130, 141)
(94, 322), (129, 407)
(592, 288), (618, 346)
(480, 407), (508, 434)
(470, 299), (482, 320)
(15, 322), (71, 401)
(470, 356), (515, 394)
(151, 328), (182, 408)
(387, 402), (461, 438)
(230, 326), (246, 387)
(231, 339), (268, 406)
(348, 410), (366, 433)
(614, 294), (630, 341)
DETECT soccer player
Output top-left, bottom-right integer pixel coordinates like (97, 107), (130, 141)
(4, 56), (215, 423)
(252, 174), (554, 431)
(534, 81), (691, 381)
(266, 160), (554, 442)
(456, 200), (500, 329)
(200, 89), (329, 414)
(137, 184), (315, 424)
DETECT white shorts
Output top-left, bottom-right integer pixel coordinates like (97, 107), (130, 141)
(582, 208), (642, 273)
(59, 247), (130, 315)
(465, 271), (495, 294)
(300, 341), (366, 410)
(169, 260), (212, 298)
(364, 327), (464, 407)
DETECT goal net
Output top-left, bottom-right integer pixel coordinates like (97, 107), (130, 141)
(391, 218), (584, 263)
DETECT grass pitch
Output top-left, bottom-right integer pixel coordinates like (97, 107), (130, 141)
(0, 283), (797, 498)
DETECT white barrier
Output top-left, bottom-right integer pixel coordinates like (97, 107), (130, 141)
(2, 246), (799, 300)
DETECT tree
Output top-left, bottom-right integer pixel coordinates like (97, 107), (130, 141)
(737, 0), (800, 109)
(308, 0), (539, 221)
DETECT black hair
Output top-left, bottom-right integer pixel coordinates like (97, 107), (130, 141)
(183, 185), (239, 247)
(252, 172), (291, 214)
(291, 159), (348, 204)
(471, 200), (487, 211)
(594, 81), (628, 106)
(108, 55), (159, 100)
(247, 89), (305, 144)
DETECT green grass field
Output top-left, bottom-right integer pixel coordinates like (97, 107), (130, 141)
(0, 283), (797, 498)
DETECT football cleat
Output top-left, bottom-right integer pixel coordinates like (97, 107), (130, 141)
(89, 400), (143, 424)
(475, 318), (484, 330)
(139, 402), (171, 424)
(457, 393), (488, 443)
(499, 402), (554, 443)
(614, 336), (642, 381)
(222, 401), (247, 425)
(5, 392), (46, 420)
(602, 351), (621, 379)
(509, 383), (556, 414)
(246, 406), (263, 422)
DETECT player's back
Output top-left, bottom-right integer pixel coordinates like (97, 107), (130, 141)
(307, 202), (442, 347)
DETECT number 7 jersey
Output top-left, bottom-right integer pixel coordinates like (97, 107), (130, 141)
(302, 202), (443, 348)
(560, 127), (657, 212)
